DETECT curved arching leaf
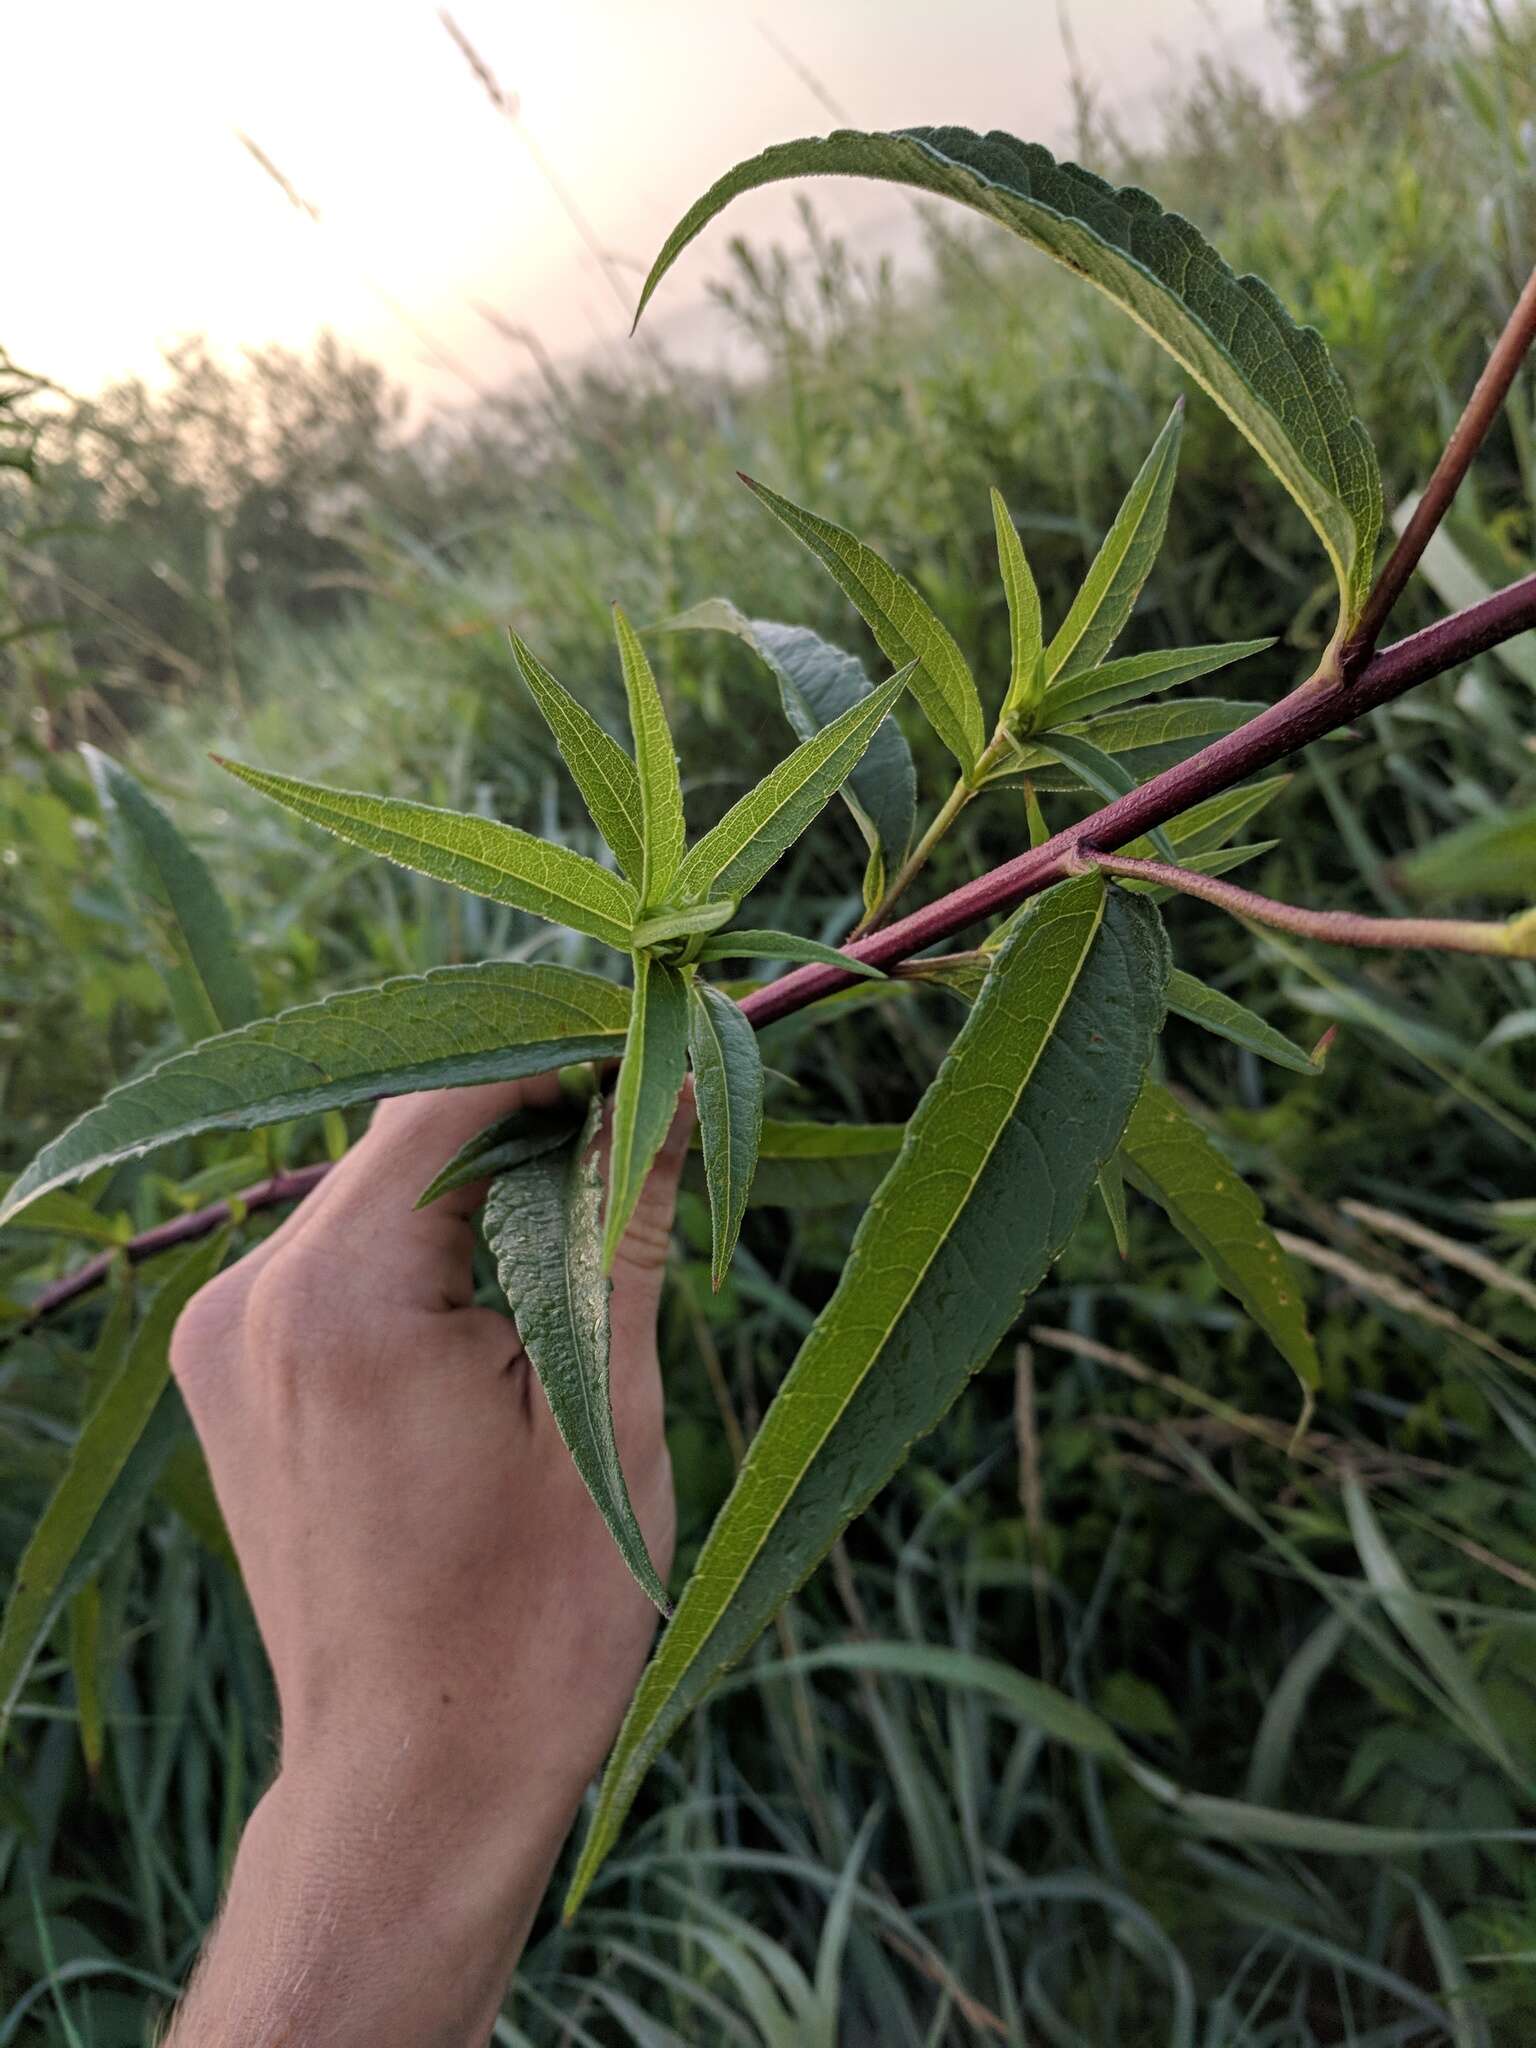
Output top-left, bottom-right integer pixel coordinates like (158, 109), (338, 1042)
(508, 632), (645, 886)
(687, 980), (763, 1287)
(215, 759), (638, 948)
(567, 876), (1169, 1912)
(603, 955), (690, 1270)
(637, 127), (1382, 634)
(613, 605), (686, 908)
(0, 962), (630, 1229)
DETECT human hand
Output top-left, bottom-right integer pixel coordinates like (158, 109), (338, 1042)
(165, 1074), (690, 2046)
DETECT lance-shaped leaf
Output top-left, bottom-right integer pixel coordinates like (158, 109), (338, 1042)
(0, 1231), (230, 1748)
(604, 955), (690, 1270)
(992, 489), (1044, 722)
(1098, 1153), (1131, 1256)
(739, 478), (984, 772)
(687, 981), (763, 1287)
(1031, 731), (1180, 863)
(696, 929), (885, 979)
(1038, 636), (1275, 725)
(83, 746), (260, 1038)
(1119, 1078), (1319, 1393)
(508, 632), (645, 886)
(684, 1119), (904, 1212)
(636, 128), (1382, 633)
(663, 602), (916, 908)
(613, 605), (686, 907)
(567, 875), (1168, 1912)
(484, 1098), (670, 1612)
(673, 667), (912, 903)
(1045, 403), (1183, 683)
(0, 962), (630, 1229)
(629, 900), (737, 950)
(1018, 699), (1254, 790)
(1166, 968), (1321, 1076)
(215, 760), (638, 949)
(1118, 775), (1290, 863)
(415, 1100), (588, 1209)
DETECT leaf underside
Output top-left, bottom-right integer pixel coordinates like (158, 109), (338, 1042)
(567, 874), (1169, 1912)
(484, 1097), (670, 1611)
(638, 127), (1381, 633)
(0, 962), (630, 1229)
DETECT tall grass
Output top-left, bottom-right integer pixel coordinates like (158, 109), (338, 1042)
(2, 2), (1535, 2039)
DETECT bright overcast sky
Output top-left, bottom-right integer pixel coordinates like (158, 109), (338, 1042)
(12, 0), (1278, 410)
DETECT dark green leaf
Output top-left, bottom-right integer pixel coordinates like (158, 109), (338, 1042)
(569, 874), (1168, 1909)
(687, 982), (764, 1288)
(739, 477), (984, 771)
(215, 759), (638, 948)
(1029, 732), (1180, 862)
(1120, 1079), (1319, 1393)
(414, 1100), (588, 1210)
(0, 962), (630, 1229)
(508, 632), (645, 885)
(1166, 967), (1321, 1075)
(637, 127), (1382, 631)
(1018, 699), (1254, 789)
(604, 955), (689, 1270)
(83, 746), (260, 1038)
(484, 1098), (670, 1611)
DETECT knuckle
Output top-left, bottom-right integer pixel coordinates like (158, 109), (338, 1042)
(168, 1265), (249, 1386)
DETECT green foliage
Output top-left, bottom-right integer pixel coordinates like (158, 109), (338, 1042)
(614, 605), (688, 908)
(485, 1098), (671, 1612)
(605, 955), (690, 1271)
(508, 632), (646, 886)
(687, 981), (764, 1288)
(569, 876), (1169, 1909)
(0, 964), (631, 1227)
(1165, 966), (1322, 1073)
(638, 124), (1383, 636)
(1120, 1079), (1321, 1395)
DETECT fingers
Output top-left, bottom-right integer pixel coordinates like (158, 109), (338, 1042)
(292, 1076), (567, 1310)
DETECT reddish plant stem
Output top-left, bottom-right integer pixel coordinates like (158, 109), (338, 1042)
(20, 569), (1536, 1324)
(737, 570), (1536, 1029)
(1341, 263), (1536, 672)
(1070, 850), (1529, 956)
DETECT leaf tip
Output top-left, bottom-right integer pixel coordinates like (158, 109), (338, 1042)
(1310, 1024), (1338, 1069)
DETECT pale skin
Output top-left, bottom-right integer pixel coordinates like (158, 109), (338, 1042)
(164, 1074), (691, 2046)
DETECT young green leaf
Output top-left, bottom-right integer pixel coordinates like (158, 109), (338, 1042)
(0, 1231), (230, 1748)
(1117, 774), (1290, 864)
(687, 981), (764, 1288)
(629, 900), (737, 950)
(0, 961), (630, 1229)
(484, 1098), (671, 1612)
(991, 488), (1044, 723)
(1038, 637), (1275, 724)
(696, 929), (885, 979)
(1045, 403), (1183, 683)
(612, 605), (686, 907)
(414, 1100), (588, 1210)
(567, 875), (1168, 1912)
(215, 760), (638, 948)
(1119, 1078), (1319, 1393)
(673, 666), (912, 904)
(662, 601), (917, 908)
(739, 477), (985, 771)
(508, 631), (645, 886)
(1166, 967), (1321, 1075)
(637, 128), (1382, 633)
(83, 746), (260, 1039)
(1019, 699), (1254, 790)
(604, 954), (690, 1270)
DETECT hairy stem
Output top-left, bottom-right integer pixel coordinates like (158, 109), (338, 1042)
(1068, 850), (1534, 956)
(1341, 262), (1536, 672)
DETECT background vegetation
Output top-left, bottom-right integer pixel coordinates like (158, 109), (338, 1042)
(3, 1), (1536, 2038)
